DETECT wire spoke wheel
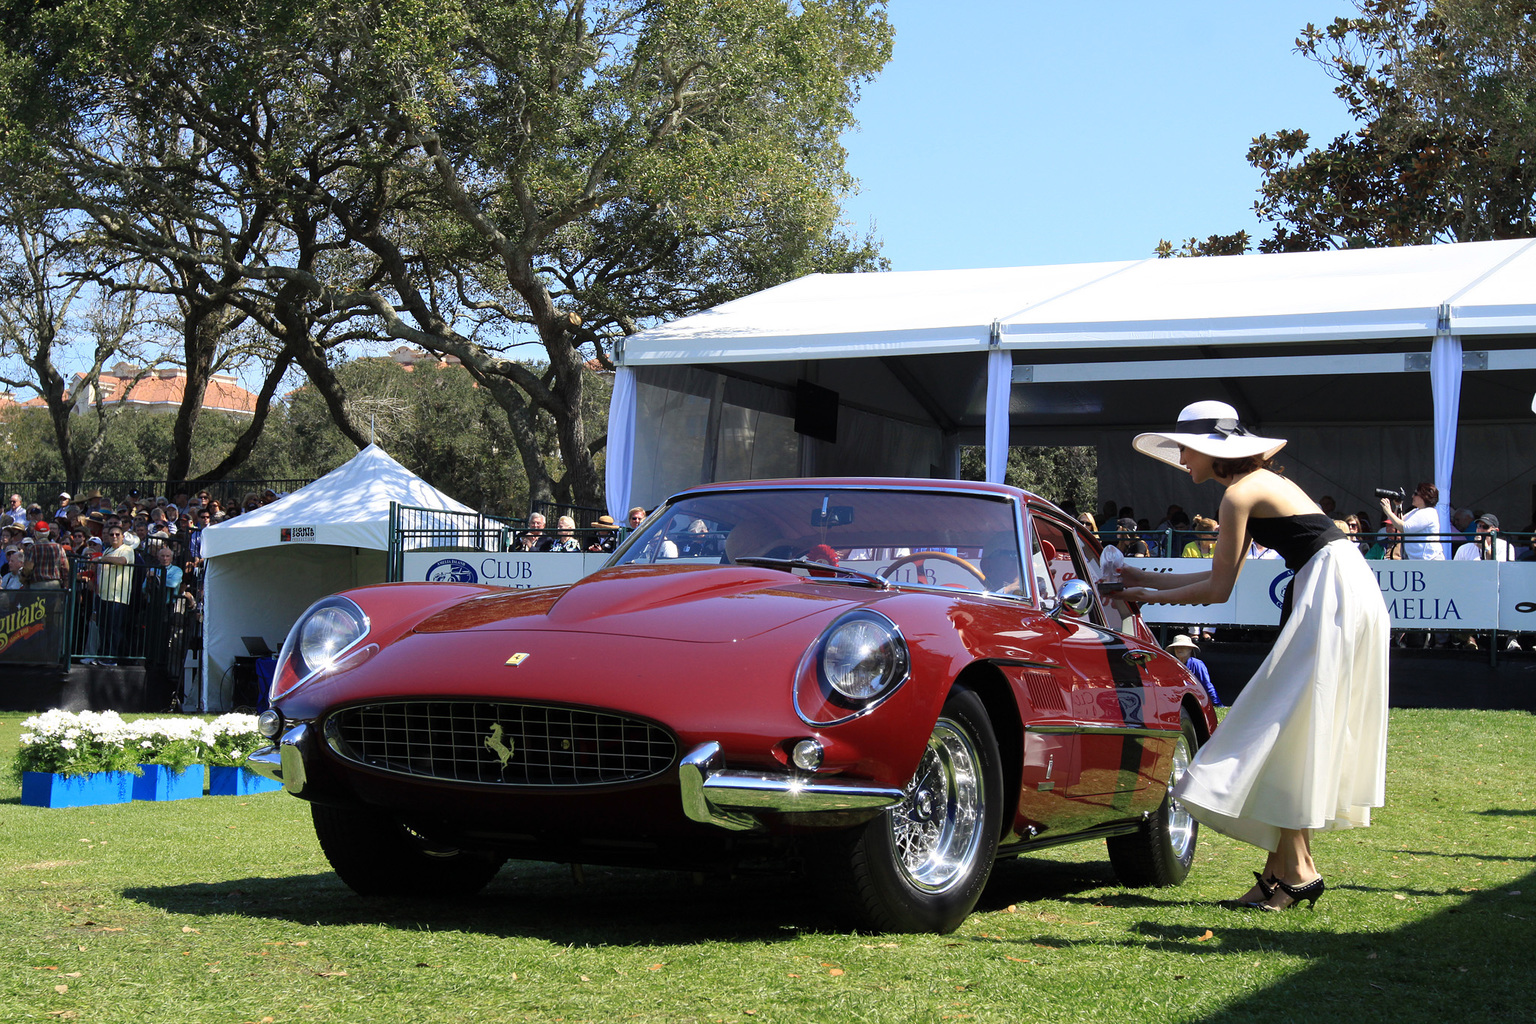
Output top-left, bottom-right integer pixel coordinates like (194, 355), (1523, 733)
(837, 686), (1002, 933)
(889, 718), (985, 893)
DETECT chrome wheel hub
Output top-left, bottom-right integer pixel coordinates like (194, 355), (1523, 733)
(1167, 734), (1196, 860)
(888, 717), (984, 893)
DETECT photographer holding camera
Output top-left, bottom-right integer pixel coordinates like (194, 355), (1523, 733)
(1378, 483), (1445, 562)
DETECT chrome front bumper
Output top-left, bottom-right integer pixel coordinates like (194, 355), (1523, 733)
(246, 723), (311, 796)
(677, 742), (906, 832)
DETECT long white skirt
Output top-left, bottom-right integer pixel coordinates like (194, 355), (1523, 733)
(1171, 538), (1389, 852)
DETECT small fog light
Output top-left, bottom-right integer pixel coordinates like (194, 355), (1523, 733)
(791, 738), (824, 772)
(257, 709), (283, 739)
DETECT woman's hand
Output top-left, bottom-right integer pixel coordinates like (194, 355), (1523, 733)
(1119, 564), (1151, 587)
(1118, 587), (1155, 605)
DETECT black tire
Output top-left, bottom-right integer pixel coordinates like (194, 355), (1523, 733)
(841, 687), (1003, 934)
(1107, 709), (1200, 887)
(311, 804), (505, 899)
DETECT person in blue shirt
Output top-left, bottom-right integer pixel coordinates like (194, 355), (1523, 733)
(1167, 633), (1221, 708)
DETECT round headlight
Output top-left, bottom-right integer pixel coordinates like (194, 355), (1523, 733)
(273, 596), (370, 699)
(299, 605), (364, 671)
(820, 614), (909, 702)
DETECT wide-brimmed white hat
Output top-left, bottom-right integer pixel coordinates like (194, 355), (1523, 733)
(1166, 633), (1200, 652)
(1133, 400), (1286, 470)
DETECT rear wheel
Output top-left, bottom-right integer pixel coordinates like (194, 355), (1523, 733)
(1107, 709), (1200, 887)
(311, 804), (505, 899)
(840, 687), (1002, 933)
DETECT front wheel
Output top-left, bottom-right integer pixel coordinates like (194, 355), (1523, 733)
(839, 687), (1002, 933)
(311, 804), (505, 899)
(1107, 709), (1200, 887)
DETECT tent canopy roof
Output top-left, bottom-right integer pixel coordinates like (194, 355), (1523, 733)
(201, 444), (475, 559)
(622, 237), (1536, 366)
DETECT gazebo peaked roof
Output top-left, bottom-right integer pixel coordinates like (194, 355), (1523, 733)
(202, 443), (476, 559)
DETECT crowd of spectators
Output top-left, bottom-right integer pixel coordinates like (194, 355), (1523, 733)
(1075, 483), (1533, 653)
(511, 507), (636, 554)
(1070, 487), (1535, 567)
(1, 485), (290, 702)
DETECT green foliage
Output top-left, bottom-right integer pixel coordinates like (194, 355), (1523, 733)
(1162, 0), (1536, 254)
(0, 0), (894, 509)
(958, 445), (1097, 513)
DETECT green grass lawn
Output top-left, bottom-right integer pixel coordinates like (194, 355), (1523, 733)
(1, 708), (1532, 1024)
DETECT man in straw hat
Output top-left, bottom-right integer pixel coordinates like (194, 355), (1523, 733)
(1116, 400), (1388, 912)
(1165, 633), (1220, 708)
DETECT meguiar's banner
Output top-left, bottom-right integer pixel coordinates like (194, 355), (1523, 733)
(0, 591), (68, 664)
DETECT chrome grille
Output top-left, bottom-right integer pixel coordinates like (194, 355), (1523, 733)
(327, 701), (677, 786)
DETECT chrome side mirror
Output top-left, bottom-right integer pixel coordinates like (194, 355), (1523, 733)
(1050, 578), (1094, 622)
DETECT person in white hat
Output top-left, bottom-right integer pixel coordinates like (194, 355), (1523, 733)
(1165, 634), (1221, 708)
(1118, 400), (1389, 911)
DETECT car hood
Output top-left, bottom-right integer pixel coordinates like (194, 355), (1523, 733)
(411, 563), (860, 642)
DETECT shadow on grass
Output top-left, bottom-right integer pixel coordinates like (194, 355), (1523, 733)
(1181, 865), (1536, 1020)
(122, 860), (852, 945)
(123, 847), (1133, 946)
(995, 865), (1536, 1019)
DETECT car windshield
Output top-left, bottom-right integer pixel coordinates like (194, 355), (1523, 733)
(611, 488), (1024, 596)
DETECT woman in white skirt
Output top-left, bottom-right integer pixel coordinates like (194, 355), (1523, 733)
(1118, 401), (1389, 911)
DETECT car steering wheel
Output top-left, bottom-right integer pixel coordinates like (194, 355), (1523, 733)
(878, 551), (987, 585)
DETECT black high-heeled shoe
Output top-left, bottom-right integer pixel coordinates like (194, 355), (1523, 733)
(1261, 876), (1325, 911)
(1232, 871), (1278, 908)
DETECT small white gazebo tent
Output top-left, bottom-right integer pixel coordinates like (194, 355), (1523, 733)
(198, 444), (477, 710)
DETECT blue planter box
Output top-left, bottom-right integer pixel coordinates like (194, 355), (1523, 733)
(208, 766), (282, 796)
(20, 771), (135, 809)
(132, 764), (205, 802)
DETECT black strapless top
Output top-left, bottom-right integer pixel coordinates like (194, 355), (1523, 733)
(1247, 514), (1347, 571)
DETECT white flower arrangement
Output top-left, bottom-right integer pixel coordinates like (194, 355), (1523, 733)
(201, 714), (265, 769)
(12, 709), (143, 778)
(11, 710), (267, 779)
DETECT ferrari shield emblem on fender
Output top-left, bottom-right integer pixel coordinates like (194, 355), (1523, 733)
(505, 652), (530, 666)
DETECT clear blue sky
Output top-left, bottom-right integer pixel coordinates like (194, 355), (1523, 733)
(839, 1), (1361, 271)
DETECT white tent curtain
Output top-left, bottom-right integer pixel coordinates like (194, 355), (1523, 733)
(605, 365), (637, 522)
(1430, 334), (1463, 556)
(985, 347), (1011, 483)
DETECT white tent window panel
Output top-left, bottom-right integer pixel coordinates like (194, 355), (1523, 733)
(716, 404), (799, 483)
(815, 406), (943, 479)
(633, 375), (712, 508)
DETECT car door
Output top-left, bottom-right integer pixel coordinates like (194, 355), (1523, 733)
(1027, 509), (1177, 821)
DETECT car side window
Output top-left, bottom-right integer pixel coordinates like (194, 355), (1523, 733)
(1029, 513), (1105, 625)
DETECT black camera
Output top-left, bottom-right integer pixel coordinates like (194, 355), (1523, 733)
(1374, 487), (1406, 503)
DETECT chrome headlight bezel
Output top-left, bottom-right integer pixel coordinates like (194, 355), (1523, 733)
(815, 610), (911, 707)
(272, 595), (371, 700)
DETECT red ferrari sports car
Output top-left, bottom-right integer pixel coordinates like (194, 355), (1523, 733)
(251, 479), (1216, 933)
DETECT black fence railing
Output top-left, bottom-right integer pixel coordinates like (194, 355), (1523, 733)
(1092, 529), (1535, 560)
(2, 478), (316, 512)
(530, 500), (609, 532)
(0, 552), (201, 708)
(386, 503), (624, 579)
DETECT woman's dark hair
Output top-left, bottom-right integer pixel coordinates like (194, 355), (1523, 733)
(1414, 481), (1438, 506)
(1211, 454), (1280, 479)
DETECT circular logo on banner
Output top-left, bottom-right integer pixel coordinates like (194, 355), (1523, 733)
(1268, 569), (1296, 609)
(425, 558), (478, 584)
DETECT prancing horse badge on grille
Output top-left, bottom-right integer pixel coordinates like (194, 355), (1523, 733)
(485, 723), (515, 767)
(505, 652), (530, 666)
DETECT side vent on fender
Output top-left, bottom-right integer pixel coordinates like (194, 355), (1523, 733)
(1025, 671), (1067, 712)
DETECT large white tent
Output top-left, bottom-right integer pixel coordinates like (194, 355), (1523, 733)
(199, 444), (477, 710)
(605, 238), (1536, 531)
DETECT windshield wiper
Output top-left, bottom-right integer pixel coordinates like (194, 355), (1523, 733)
(733, 556), (891, 589)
